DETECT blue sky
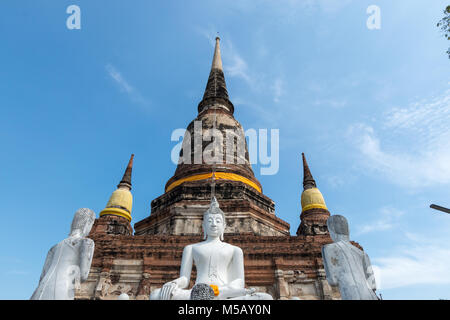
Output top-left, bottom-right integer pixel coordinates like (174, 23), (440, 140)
(0, 0), (449, 299)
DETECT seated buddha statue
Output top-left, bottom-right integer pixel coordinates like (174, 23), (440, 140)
(150, 197), (272, 300)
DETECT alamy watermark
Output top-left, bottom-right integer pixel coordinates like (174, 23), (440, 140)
(66, 5), (81, 30)
(367, 5), (381, 30)
(64, 5), (381, 32)
(170, 121), (279, 175)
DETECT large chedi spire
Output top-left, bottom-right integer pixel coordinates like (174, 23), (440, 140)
(134, 38), (290, 237)
(198, 37), (234, 115)
(164, 36), (261, 195)
(297, 153), (330, 236)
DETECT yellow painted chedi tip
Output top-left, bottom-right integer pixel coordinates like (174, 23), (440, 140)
(100, 187), (133, 221)
(100, 154), (134, 222)
(301, 187), (328, 212)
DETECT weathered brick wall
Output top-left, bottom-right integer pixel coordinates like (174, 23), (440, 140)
(77, 233), (346, 300)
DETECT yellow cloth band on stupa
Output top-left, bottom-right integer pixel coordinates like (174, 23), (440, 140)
(210, 285), (219, 297)
(165, 172), (262, 193)
(100, 207), (132, 222)
(301, 203), (328, 212)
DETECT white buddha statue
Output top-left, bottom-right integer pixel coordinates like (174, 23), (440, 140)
(322, 215), (378, 300)
(31, 208), (96, 300)
(150, 197), (272, 300)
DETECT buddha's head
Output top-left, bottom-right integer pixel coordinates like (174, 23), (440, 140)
(70, 208), (96, 238)
(202, 197), (226, 241)
(327, 215), (350, 242)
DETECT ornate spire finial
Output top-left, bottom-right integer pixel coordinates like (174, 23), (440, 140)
(210, 171), (216, 200)
(204, 195), (224, 219)
(211, 36), (223, 71)
(118, 154), (134, 190)
(302, 153), (317, 190)
(211, 196), (219, 209)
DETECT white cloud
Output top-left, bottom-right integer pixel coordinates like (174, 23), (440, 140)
(348, 88), (450, 189)
(106, 64), (133, 93)
(272, 78), (284, 103)
(225, 46), (251, 84)
(105, 64), (148, 107)
(314, 98), (347, 108)
(373, 233), (450, 290)
(356, 206), (404, 235)
(383, 90), (450, 150)
(326, 175), (346, 188)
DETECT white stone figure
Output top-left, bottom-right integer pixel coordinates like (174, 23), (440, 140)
(118, 293), (130, 300)
(150, 197), (272, 300)
(31, 208), (96, 300)
(322, 215), (378, 300)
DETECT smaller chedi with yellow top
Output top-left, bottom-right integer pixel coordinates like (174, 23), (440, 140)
(89, 154), (135, 236)
(296, 153), (330, 236)
(100, 154), (134, 222)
